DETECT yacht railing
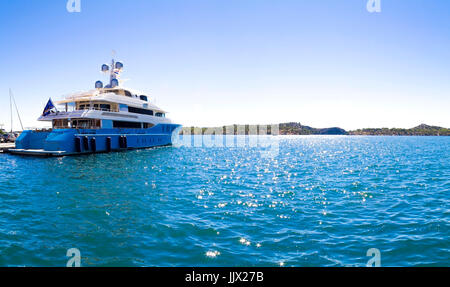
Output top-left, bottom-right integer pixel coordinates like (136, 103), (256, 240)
(40, 107), (119, 119)
(62, 90), (122, 100)
(62, 90), (99, 100)
(76, 107), (118, 112)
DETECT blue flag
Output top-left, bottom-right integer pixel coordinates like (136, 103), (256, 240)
(42, 98), (57, 116)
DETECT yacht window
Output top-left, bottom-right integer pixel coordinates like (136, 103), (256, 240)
(140, 95), (148, 101)
(71, 119), (101, 129)
(143, 123), (154, 129)
(155, 112), (164, 117)
(125, 90), (132, 97)
(53, 119), (69, 129)
(128, 106), (154, 116)
(100, 104), (111, 111)
(101, 89), (121, 96)
(113, 121), (142, 128)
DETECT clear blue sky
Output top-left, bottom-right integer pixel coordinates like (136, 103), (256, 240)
(1, 0), (449, 130)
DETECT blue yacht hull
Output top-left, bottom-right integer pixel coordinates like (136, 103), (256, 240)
(11, 124), (182, 156)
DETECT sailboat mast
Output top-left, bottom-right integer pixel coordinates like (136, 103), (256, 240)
(10, 89), (24, 131)
(10, 90), (13, 133)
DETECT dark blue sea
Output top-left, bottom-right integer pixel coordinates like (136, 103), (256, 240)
(0, 136), (448, 266)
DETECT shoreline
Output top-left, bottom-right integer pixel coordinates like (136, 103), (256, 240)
(181, 123), (450, 136)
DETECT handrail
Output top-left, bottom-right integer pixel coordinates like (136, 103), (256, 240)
(62, 90), (99, 99)
(62, 90), (122, 100)
(77, 107), (118, 112)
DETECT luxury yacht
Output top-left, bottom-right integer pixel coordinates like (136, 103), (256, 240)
(10, 59), (182, 156)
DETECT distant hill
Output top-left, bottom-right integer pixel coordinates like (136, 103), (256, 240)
(348, 124), (450, 136)
(180, 122), (347, 135)
(278, 122), (347, 135)
(181, 123), (449, 136)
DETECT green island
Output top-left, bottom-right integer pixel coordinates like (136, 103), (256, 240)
(181, 123), (450, 136)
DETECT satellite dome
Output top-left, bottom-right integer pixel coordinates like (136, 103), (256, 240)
(115, 62), (124, 70)
(111, 78), (119, 88)
(95, 81), (103, 89)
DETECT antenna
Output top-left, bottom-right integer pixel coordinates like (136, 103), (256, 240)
(110, 57), (115, 85)
(110, 50), (117, 84)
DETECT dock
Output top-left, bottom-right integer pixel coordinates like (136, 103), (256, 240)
(0, 143), (15, 153)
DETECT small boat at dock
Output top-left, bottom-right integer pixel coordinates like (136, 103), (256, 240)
(0, 143), (15, 153)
